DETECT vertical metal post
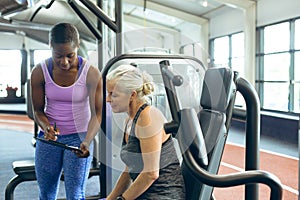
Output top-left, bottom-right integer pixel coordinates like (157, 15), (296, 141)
(97, 0), (103, 71)
(96, 0), (106, 197)
(236, 77), (260, 200)
(159, 60), (181, 134)
(115, 0), (122, 55)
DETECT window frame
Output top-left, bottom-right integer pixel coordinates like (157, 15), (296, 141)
(209, 17), (300, 114)
(257, 18), (300, 114)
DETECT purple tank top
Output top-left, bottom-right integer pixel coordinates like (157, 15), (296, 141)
(40, 58), (91, 135)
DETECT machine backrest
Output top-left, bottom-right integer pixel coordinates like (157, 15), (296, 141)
(179, 67), (235, 200)
(199, 67), (234, 163)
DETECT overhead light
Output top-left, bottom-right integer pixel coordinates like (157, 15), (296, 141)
(201, 0), (208, 7)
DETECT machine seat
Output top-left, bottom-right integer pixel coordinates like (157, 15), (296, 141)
(12, 160), (35, 175)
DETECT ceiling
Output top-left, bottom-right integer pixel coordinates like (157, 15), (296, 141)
(0, 0), (255, 45)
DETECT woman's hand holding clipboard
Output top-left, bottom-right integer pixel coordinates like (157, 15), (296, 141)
(37, 122), (91, 157)
(35, 137), (83, 154)
(43, 122), (59, 141)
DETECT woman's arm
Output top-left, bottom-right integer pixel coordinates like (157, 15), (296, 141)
(79, 65), (103, 157)
(120, 107), (165, 200)
(30, 65), (57, 140)
(107, 167), (132, 200)
(122, 134), (162, 199)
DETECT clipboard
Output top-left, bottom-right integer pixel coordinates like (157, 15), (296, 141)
(35, 137), (83, 154)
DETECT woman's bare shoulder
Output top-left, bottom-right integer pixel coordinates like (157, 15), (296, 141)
(136, 105), (166, 138)
(87, 65), (101, 79)
(30, 64), (43, 81)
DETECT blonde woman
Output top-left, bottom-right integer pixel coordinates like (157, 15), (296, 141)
(106, 65), (185, 200)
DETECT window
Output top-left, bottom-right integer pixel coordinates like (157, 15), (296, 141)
(296, 52), (300, 80)
(211, 33), (245, 72)
(213, 36), (229, 67)
(264, 22), (290, 53)
(295, 20), (300, 50)
(33, 50), (51, 65)
(295, 20), (300, 113)
(257, 20), (300, 113)
(263, 83), (289, 111)
(294, 51), (300, 112)
(263, 53), (290, 81)
(0, 50), (22, 97)
(211, 33), (245, 108)
(210, 19), (300, 114)
(232, 32), (245, 76)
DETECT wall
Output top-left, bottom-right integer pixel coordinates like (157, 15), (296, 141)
(209, 9), (243, 38)
(257, 0), (300, 26)
(232, 113), (299, 145)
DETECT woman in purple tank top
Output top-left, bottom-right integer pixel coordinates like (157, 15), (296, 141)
(30, 22), (102, 200)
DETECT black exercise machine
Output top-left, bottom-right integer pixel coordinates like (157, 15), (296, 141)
(159, 60), (282, 200)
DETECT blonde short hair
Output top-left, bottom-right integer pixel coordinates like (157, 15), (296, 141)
(107, 65), (155, 100)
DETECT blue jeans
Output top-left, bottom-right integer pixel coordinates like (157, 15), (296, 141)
(35, 131), (93, 200)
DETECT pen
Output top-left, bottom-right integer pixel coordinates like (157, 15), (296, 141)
(53, 122), (59, 136)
